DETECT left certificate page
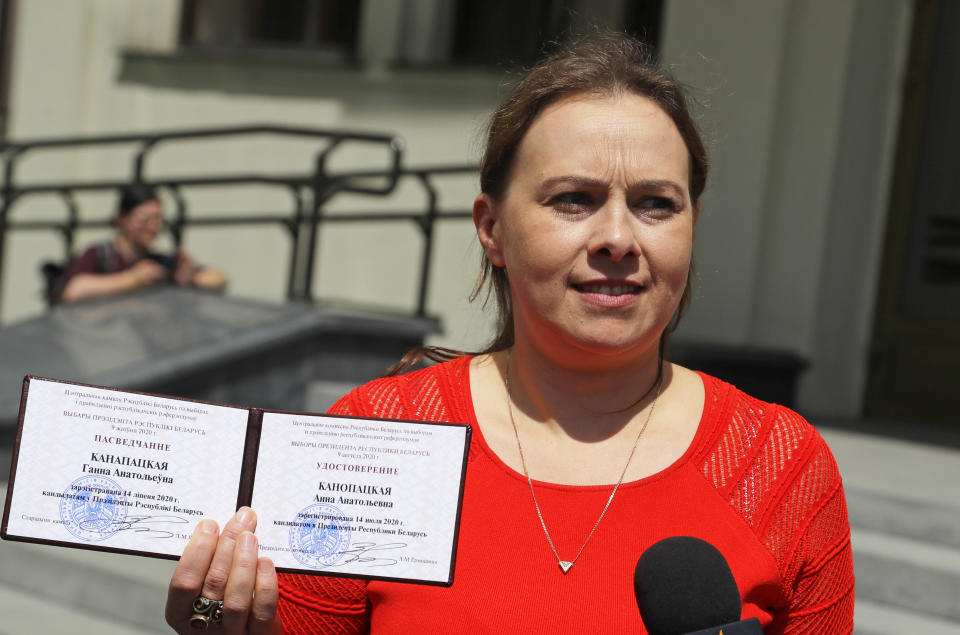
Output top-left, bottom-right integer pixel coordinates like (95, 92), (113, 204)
(2, 377), (250, 558)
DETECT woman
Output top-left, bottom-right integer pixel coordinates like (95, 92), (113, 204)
(165, 32), (853, 634)
(57, 184), (227, 303)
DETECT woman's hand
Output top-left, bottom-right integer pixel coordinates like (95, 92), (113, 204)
(173, 250), (229, 291)
(127, 259), (168, 287)
(173, 252), (200, 287)
(166, 507), (282, 634)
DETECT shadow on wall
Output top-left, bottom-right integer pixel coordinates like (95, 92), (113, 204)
(670, 340), (808, 408)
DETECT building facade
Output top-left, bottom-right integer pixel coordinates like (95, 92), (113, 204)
(3, 0), (954, 424)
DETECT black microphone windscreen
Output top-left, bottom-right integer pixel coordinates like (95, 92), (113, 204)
(633, 536), (742, 635)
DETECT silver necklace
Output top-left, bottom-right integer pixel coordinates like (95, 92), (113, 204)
(505, 361), (662, 574)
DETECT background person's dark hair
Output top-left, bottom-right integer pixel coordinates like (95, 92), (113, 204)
(389, 30), (708, 376)
(117, 183), (159, 218)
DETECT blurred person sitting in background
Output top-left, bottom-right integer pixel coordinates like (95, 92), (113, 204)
(56, 183), (227, 303)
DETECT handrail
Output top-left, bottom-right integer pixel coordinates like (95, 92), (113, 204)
(0, 124), (398, 151)
(0, 125), (477, 319)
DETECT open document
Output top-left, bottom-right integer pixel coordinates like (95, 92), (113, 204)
(2, 376), (471, 586)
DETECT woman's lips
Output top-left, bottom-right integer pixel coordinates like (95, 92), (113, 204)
(572, 281), (643, 307)
(573, 282), (640, 295)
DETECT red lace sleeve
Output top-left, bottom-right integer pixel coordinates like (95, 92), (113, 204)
(761, 409), (855, 634)
(277, 572), (369, 634)
(698, 383), (855, 634)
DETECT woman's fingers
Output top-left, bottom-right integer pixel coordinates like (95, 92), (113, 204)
(249, 557), (281, 634)
(165, 518), (219, 629)
(222, 534), (281, 634)
(221, 531), (259, 631)
(200, 507), (257, 601)
(166, 508), (272, 633)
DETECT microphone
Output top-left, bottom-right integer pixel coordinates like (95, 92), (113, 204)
(633, 536), (763, 635)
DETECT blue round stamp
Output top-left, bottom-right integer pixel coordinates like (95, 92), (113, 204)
(288, 503), (351, 569)
(59, 475), (128, 542)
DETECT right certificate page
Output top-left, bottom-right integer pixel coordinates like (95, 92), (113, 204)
(250, 411), (471, 586)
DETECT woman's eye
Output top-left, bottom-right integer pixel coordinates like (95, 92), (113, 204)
(634, 196), (680, 216)
(639, 196), (675, 209)
(551, 192), (594, 210)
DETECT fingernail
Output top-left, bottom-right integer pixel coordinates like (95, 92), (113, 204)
(258, 558), (274, 574)
(197, 519), (217, 534)
(239, 532), (256, 550)
(236, 507), (253, 524)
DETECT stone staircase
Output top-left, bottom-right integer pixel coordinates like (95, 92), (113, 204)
(821, 428), (960, 634)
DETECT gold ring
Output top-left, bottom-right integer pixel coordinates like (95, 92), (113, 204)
(189, 612), (210, 630)
(190, 595), (223, 629)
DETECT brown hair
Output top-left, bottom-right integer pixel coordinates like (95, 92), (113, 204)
(389, 30), (708, 375)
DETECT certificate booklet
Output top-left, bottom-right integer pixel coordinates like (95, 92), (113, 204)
(2, 376), (471, 586)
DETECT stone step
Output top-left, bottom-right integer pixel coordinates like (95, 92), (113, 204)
(0, 534), (174, 633)
(820, 428), (960, 512)
(846, 486), (960, 550)
(854, 598), (960, 635)
(0, 579), (161, 635)
(852, 527), (960, 624)
(823, 427), (960, 627)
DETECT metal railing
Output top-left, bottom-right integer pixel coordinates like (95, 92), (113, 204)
(0, 125), (476, 318)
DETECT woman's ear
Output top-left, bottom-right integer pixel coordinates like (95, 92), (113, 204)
(473, 193), (505, 267)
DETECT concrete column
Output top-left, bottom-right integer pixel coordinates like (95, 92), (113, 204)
(660, 0), (912, 417)
(659, 0), (792, 345)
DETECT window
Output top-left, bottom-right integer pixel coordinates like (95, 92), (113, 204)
(178, 0), (662, 68)
(179, 0), (362, 61)
(447, 0), (663, 68)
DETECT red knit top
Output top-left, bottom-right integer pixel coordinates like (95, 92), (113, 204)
(276, 356), (854, 634)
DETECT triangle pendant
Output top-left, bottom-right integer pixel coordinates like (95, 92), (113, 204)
(559, 561), (573, 573)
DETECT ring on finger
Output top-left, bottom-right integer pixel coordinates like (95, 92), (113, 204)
(190, 595), (223, 630)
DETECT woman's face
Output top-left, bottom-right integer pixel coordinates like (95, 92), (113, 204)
(117, 199), (164, 251)
(475, 94), (697, 367)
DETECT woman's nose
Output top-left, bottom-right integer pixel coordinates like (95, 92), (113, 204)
(588, 203), (640, 261)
